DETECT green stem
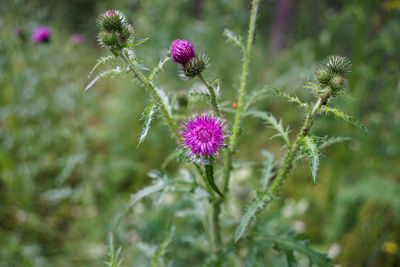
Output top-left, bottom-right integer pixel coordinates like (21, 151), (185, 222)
(197, 73), (220, 114)
(222, 0), (261, 194)
(267, 91), (331, 196)
(119, 50), (179, 139)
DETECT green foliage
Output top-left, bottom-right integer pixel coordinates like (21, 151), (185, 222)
(105, 232), (123, 267)
(85, 67), (123, 91)
(246, 110), (291, 148)
(138, 102), (158, 147)
(205, 165), (223, 198)
(151, 225), (175, 267)
(272, 88), (309, 110)
(260, 235), (332, 266)
(261, 150), (274, 192)
(244, 86), (270, 111)
(234, 194), (274, 243)
(223, 28), (245, 53)
(323, 107), (367, 130)
(149, 55), (170, 82)
(299, 135), (321, 185)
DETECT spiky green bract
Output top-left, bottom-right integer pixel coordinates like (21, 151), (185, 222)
(322, 55), (352, 75)
(96, 10), (134, 52)
(299, 135), (321, 185)
(180, 54), (209, 80)
(330, 73), (346, 91)
(315, 68), (331, 86)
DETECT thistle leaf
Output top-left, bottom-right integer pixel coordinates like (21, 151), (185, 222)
(272, 88), (309, 110)
(318, 136), (352, 149)
(223, 28), (245, 52)
(189, 83), (210, 96)
(148, 55), (170, 82)
(88, 55), (114, 78)
(323, 107), (367, 130)
(151, 225), (175, 267)
(113, 180), (169, 227)
(246, 110), (291, 148)
(261, 235), (332, 266)
(261, 150), (274, 192)
(299, 135), (320, 185)
(155, 87), (172, 115)
(138, 102), (158, 147)
(205, 165), (223, 198)
(127, 37), (149, 47)
(244, 86), (270, 111)
(85, 67), (122, 91)
(105, 232), (123, 267)
(234, 194), (273, 243)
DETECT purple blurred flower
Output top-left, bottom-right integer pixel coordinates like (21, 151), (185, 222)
(170, 39), (195, 64)
(32, 26), (51, 43)
(178, 110), (230, 160)
(72, 33), (84, 43)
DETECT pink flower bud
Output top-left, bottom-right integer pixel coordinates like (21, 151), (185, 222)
(170, 39), (195, 64)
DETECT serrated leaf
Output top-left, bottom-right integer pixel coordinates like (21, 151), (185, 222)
(323, 107), (367, 130)
(105, 232), (123, 267)
(223, 28), (245, 52)
(88, 55), (114, 78)
(112, 180), (170, 227)
(246, 110), (291, 148)
(149, 55), (170, 82)
(205, 165), (223, 198)
(299, 135), (320, 185)
(261, 235), (332, 266)
(304, 81), (326, 96)
(261, 150), (274, 192)
(189, 83), (210, 96)
(318, 136), (352, 149)
(151, 225), (175, 267)
(127, 37), (150, 47)
(234, 194), (273, 243)
(85, 67), (122, 91)
(244, 86), (270, 111)
(155, 87), (172, 115)
(138, 102), (157, 147)
(272, 88), (309, 110)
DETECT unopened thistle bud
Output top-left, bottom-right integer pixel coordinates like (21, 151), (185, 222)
(170, 39), (209, 79)
(174, 90), (189, 110)
(322, 55), (352, 75)
(96, 10), (134, 52)
(330, 74), (346, 92)
(315, 68), (331, 86)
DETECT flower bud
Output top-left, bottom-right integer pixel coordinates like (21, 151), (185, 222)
(170, 39), (195, 64)
(315, 68), (331, 86)
(98, 31), (122, 48)
(322, 55), (352, 75)
(98, 10), (123, 32)
(174, 90), (189, 110)
(329, 74), (346, 91)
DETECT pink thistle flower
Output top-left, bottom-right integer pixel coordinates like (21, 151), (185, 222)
(170, 39), (195, 64)
(104, 10), (116, 16)
(32, 26), (51, 43)
(178, 110), (230, 161)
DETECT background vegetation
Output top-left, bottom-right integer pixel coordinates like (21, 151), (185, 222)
(1, 0), (399, 266)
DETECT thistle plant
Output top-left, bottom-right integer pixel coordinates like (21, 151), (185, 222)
(87, 3), (365, 266)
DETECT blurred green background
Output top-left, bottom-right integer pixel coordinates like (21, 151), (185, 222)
(1, 0), (399, 266)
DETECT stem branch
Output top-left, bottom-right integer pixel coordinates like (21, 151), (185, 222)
(197, 73), (220, 114)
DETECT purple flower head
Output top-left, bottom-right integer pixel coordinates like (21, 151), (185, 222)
(104, 10), (116, 16)
(32, 26), (51, 43)
(72, 33), (84, 43)
(170, 39), (195, 64)
(178, 110), (230, 161)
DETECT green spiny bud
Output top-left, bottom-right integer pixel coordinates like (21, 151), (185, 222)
(322, 55), (352, 75)
(330, 73), (346, 92)
(180, 54), (209, 79)
(97, 31), (123, 48)
(315, 68), (331, 85)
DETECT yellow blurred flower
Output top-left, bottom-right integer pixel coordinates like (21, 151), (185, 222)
(383, 0), (400, 11)
(381, 241), (398, 254)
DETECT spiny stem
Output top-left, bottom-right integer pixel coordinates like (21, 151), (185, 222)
(119, 50), (179, 139)
(268, 91), (331, 196)
(222, 0), (261, 194)
(197, 73), (220, 114)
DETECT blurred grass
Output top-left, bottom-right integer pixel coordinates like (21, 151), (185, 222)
(1, 0), (399, 266)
